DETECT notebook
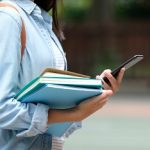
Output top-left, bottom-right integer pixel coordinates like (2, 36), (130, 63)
(15, 68), (103, 137)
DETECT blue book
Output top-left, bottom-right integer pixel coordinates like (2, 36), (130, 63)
(15, 68), (103, 137)
(19, 84), (102, 109)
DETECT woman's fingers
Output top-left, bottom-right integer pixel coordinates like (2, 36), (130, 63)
(97, 89), (113, 100)
(117, 67), (125, 85)
(80, 89), (113, 106)
(96, 69), (111, 89)
(96, 68), (125, 93)
(98, 69), (118, 92)
(103, 71), (119, 92)
(93, 90), (113, 111)
(76, 89), (113, 120)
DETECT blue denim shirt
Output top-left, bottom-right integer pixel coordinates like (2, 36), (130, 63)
(0, 0), (80, 149)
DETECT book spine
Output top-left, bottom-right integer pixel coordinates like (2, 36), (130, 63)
(14, 77), (40, 99)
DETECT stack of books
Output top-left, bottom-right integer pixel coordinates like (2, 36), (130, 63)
(15, 68), (103, 137)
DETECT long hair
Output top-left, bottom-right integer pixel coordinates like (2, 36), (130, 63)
(34, 0), (64, 40)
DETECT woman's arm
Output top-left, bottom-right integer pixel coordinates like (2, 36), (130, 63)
(48, 90), (112, 124)
(47, 68), (125, 124)
(0, 8), (49, 137)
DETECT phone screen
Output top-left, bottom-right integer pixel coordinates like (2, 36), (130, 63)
(103, 55), (144, 85)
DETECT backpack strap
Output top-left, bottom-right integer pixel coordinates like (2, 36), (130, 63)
(0, 2), (26, 59)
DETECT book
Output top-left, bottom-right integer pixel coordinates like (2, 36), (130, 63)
(15, 69), (102, 102)
(15, 68), (103, 137)
(18, 84), (102, 109)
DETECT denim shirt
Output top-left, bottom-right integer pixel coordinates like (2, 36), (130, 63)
(0, 0), (80, 149)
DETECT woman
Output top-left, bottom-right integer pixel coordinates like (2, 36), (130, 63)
(0, 0), (125, 149)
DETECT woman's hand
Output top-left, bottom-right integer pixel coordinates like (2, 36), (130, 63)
(48, 68), (125, 124)
(96, 68), (125, 94)
(48, 90), (113, 124)
(74, 89), (113, 121)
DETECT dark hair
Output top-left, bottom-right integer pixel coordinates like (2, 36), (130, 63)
(34, 0), (64, 40)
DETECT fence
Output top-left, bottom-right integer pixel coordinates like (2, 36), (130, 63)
(62, 21), (150, 79)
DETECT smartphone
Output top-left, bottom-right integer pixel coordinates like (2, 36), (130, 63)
(103, 54), (144, 85)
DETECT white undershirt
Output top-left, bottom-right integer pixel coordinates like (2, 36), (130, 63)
(50, 38), (65, 150)
(51, 137), (65, 150)
(50, 38), (65, 70)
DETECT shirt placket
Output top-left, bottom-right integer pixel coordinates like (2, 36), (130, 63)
(44, 19), (67, 70)
(32, 12), (55, 67)
(50, 32), (67, 70)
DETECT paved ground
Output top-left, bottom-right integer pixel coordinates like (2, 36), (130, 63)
(64, 79), (150, 150)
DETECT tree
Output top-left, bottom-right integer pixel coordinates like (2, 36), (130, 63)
(89, 0), (114, 22)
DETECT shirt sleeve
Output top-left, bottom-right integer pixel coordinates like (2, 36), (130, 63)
(0, 8), (49, 137)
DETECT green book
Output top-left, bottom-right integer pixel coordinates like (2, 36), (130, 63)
(15, 69), (102, 101)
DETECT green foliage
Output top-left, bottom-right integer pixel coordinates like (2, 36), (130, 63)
(63, 0), (92, 22)
(115, 0), (150, 20)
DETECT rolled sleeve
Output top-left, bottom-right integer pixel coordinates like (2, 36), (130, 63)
(16, 103), (49, 137)
(63, 122), (82, 138)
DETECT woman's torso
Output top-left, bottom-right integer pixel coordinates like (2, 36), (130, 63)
(0, 0), (66, 149)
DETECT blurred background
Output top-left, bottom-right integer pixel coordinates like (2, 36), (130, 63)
(58, 0), (150, 149)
